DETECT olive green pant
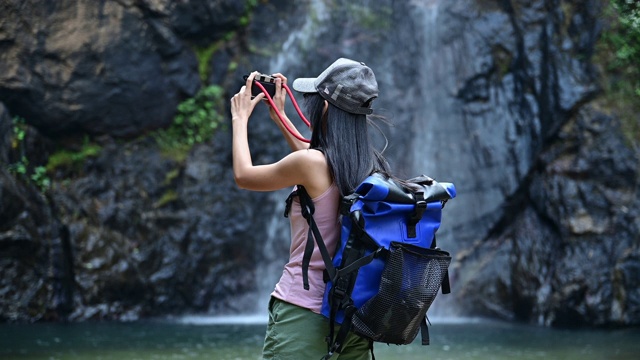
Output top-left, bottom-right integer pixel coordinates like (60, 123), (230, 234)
(262, 297), (371, 360)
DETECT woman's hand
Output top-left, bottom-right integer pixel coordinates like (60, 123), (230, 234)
(267, 73), (288, 124)
(230, 71), (265, 126)
(263, 73), (308, 151)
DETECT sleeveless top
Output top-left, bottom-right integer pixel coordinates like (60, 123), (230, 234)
(271, 183), (341, 314)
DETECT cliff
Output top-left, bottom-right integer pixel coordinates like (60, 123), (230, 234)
(0, 0), (638, 327)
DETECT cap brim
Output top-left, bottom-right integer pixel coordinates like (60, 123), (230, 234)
(292, 77), (318, 93)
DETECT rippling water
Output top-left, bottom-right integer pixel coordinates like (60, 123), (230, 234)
(1, 316), (638, 359)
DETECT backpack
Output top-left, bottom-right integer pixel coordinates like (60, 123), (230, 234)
(287, 173), (456, 359)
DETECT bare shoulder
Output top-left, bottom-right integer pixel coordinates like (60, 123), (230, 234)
(284, 148), (326, 165)
(288, 148), (332, 198)
(305, 148), (328, 164)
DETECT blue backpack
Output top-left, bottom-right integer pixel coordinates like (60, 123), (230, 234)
(290, 173), (456, 359)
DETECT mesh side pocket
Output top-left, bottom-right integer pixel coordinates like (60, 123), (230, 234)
(351, 242), (451, 344)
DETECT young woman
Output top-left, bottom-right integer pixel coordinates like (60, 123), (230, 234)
(230, 58), (390, 359)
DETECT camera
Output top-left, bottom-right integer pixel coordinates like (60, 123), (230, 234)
(243, 73), (277, 99)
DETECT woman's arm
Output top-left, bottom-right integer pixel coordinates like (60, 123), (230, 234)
(230, 72), (264, 189)
(233, 149), (330, 196)
(231, 73), (330, 197)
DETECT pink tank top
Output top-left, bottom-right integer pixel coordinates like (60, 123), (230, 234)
(271, 183), (341, 314)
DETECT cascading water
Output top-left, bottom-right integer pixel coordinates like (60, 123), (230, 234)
(252, 0), (330, 317)
(248, 0), (467, 319)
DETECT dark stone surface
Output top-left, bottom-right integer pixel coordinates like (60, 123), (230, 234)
(0, 0), (638, 326)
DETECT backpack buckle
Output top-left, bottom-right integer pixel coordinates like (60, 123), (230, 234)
(407, 193), (426, 238)
(340, 194), (358, 215)
(332, 276), (351, 301)
(332, 285), (346, 299)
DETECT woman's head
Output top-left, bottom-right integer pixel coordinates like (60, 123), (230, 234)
(294, 59), (390, 196)
(292, 58), (378, 115)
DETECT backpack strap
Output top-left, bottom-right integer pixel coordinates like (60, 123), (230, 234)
(407, 192), (426, 238)
(324, 210), (386, 358)
(430, 235), (451, 295)
(420, 317), (430, 345)
(295, 186), (337, 291)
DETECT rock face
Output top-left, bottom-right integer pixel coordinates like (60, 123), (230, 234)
(0, 0), (638, 326)
(0, 0), (237, 137)
(455, 107), (640, 326)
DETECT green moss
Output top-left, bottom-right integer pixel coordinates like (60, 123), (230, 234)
(228, 60), (238, 72)
(195, 43), (221, 82)
(153, 189), (178, 208)
(158, 144), (191, 163)
(162, 168), (180, 186)
(46, 142), (102, 172)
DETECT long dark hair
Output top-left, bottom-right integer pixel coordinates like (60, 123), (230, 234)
(304, 93), (391, 196)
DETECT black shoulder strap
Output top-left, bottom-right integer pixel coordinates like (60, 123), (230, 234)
(421, 317), (430, 345)
(296, 186), (336, 290)
(430, 235), (451, 295)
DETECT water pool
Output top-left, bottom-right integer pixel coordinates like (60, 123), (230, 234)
(1, 317), (638, 359)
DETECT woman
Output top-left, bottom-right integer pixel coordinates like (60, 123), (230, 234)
(230, 58), (390, 359)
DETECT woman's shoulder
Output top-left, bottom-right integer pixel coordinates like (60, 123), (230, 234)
(288, 148), (327, 164)
(287, 149), (332, 198)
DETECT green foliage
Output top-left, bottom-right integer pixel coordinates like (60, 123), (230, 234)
(239, 0), (259, 27)
(7, 156), (28, 175)
(153, 85), (224, 160)
(604, 1), (640, 71)
(31, 166), (51, 192)
(596, 0), (640, 144)
(195, 44), (220, 82)
(6, 116), (52, 192)
(11, 116), (26, 148)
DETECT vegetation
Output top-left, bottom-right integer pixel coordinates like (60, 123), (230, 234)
(6, 116), (51, 192)
(195, 43), (219, 82)
(240, 0), (259, 27)
(6, 116), (104, 191)
(153, 189), (178, 208)
(7, 116), (28, 175)
(46, 139), (102, 173)
(596, 0), (640, 144)
(152, 85), (225, 161)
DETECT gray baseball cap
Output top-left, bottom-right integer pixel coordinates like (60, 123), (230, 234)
(292, 58), (378, 115)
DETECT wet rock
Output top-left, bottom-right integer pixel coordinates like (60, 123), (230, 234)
(0, 0), (638, 327)
(0, 0), (207, 137)
(457, 106), (640, 327)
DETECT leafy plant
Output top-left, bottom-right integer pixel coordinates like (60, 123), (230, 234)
(7, 156), (28, 175)
(11, 116), (26, 149)
(153, 85), (224, 159)
(6, 116), (52, 192)
(31, 166), (51, 192)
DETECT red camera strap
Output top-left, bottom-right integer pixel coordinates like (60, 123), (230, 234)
(253, 81), (311, 143)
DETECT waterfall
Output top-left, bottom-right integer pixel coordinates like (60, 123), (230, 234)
(410, 0), (466, 250)
(251, 0), (331, 316)
(250, 0), (465, 319)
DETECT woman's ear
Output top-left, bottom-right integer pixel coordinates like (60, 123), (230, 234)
(323, 100), (329, 114)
